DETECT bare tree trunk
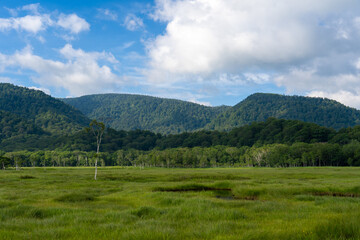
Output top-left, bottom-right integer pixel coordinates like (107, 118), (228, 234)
(94, 157), (98, 180)
(95, 142), (100, 180)
(88, 120), (104, 181)
(2, 162), (5, 170)
(15, 161), (19, 171)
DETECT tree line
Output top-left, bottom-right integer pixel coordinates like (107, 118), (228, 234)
(2, 140), (360, 169)
(2, 117), (341, 152)
(3, 117), (360, 169)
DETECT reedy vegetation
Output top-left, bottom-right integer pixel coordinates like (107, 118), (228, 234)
(1, 167), (360, 239)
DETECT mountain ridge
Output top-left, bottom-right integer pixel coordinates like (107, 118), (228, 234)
(63, 92), (360, 132)
(205, 93), (360, 131)
(0, 83), (90, 136)
(62, 93), (230, 134)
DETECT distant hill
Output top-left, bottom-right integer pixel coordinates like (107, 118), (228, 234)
(0, 83), (90, 136)
(63, 92), (360, 133)
(205, 93), (360, 131)
(62, 94), (230, 134)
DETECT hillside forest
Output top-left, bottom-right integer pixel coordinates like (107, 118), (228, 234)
(2, 83), (360, 169)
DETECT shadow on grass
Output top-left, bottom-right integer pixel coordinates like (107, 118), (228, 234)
(19, 175), (36, 179)
(312, 192), (359, 198)
(154, 183), (259, 201)
(154, 183), (231, 192)
(55, 193), (96, 202)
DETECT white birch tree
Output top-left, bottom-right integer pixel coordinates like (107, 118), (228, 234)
(87, 120), (105, 180)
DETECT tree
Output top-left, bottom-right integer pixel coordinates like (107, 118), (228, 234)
(0, 156), (11, 170)
(87, 120), (105, 180)
(6, 152), (25, 170)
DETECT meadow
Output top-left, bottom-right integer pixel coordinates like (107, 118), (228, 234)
(1, 167), (360, 240)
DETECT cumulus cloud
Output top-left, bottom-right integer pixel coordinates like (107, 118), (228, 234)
(148, 0), (330, 76)
(59, 43), (118, 64)
(57, 14), (90, 34)
(146, 0), (360, 108)
(0, 45), (121, 96)
(275, 67), (360, 108)
(0, 15), (52, 33)
(124, 14), (144, 31)
(0, 4), (89, 35)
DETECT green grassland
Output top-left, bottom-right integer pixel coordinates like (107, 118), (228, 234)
(1, 167), (360, 240)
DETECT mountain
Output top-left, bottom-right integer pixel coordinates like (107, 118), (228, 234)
(0, 110), (45, 142)
(63, 92), (360, 134)
(62, 94), (230, 134)
(0, 83), (90, 136)
(205, 93), (360, 131)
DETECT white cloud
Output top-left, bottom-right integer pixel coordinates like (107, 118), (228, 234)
(37, 35), (46, 43)
(0, 77), (12, 83)
(60, 43), (119, 64)
(124, 14), (144, 31)
(188, 99), (211, 106)
(147, 0), (360, 75)
(274, 67), (360, 93)
(28, 86), (51, 95)
(21, 3), (41, 15)
(0, 45), (121, 96)
(121, 41), (135, 50)
(274, 66), (360, 108)
(0, 4), (89, 36)
(57, 14), (90, 34)
(5, 3), (41, 17)
(97, 8), (118, 21)
(148, 0), (339, 78)
(5, 7), (18, 17)
(145, 0), (360, 108)
(0, 15), (52, 33)
(355, 58), (360, 69)
(308, 90), (360, 109)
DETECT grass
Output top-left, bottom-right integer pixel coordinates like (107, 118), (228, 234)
(1, 167), (360, 239)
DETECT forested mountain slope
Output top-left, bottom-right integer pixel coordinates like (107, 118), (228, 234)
(62, 94), (229, 134)
(205, 93), (360, 131)
(0, 83), (90, 135)
(0, 117), (338, 152)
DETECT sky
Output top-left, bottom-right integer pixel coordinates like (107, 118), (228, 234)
(1, 0), (360, 108)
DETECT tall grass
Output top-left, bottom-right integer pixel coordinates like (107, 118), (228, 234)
(0, 167), (360, 239)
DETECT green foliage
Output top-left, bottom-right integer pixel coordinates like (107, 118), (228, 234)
(4, 138), (360, 168)
(0, 117), (352, 155)
(62, 93), (229, 134)
(63, 93), (360, 134)
(0, 83), (90, 136)
(0, 110), (45, 141)
(206, 93), (360, 131)
(0, 156), (11, 169)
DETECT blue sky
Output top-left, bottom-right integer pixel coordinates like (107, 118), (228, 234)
(1, 0), (360, 108)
